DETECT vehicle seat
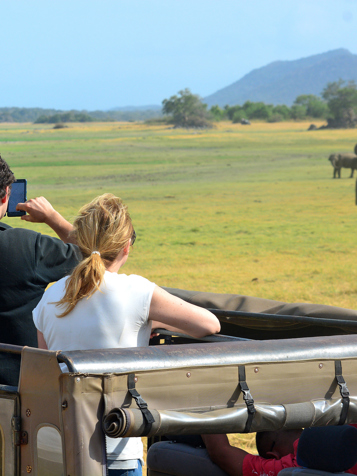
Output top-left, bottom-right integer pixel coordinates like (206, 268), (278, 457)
(278, 469), (346, 476)
(147, 441), (229, 476)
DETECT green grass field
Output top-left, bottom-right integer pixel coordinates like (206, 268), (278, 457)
(2, 120), (357, 308)
(2, 120), (356, 459)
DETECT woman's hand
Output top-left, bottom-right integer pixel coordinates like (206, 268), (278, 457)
(17, 197), (75, 244)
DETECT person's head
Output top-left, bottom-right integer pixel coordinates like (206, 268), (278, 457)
(256, 428), (303, 460)
(73, 193), (134, 262)
(0, 155), (15, 217)
(56, 193), (135, 317)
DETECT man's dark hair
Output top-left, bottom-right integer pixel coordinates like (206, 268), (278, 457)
(256, 431), (277, 458)
(0, 155), (15, 199)
(256, 429), (302, 459)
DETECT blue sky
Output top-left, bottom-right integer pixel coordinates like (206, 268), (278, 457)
(1, 0), (357, 110)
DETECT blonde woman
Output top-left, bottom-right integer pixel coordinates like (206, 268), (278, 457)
(33, 193), (220, 476)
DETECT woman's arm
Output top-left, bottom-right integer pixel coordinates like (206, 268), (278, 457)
(149, 286), (220, 338)
(37, 330), (48, 350)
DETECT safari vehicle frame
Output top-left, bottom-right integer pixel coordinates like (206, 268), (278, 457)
(1, 287), (357, 476)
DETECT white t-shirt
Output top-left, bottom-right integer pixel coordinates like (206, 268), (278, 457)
(33, 271), (156, 465)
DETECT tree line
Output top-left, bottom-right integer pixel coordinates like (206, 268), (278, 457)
(210, 95), (327, 123)
(0, 79), (356, 128)
(0, 107), (162, 124)
(162, 80), (357, 129)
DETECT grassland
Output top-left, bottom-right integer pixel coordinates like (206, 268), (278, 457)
(2, 120), (357, 308)
(2, 120), (357, 460)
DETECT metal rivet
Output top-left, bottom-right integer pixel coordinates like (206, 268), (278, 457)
(76, 377), (80, 382)
(26, 409), (31, 417)
(26, 466), (32, 473)
(186, 372), (191, 378)
(254, 367), (259, 373)
(62, 401), (68, 409)
(134, 377), (138, 383)
(319, 363), (323, 369)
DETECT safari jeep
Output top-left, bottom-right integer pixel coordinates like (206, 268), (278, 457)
(1, 287), (357, 476)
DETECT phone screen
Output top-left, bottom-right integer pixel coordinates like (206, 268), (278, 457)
(7, 180), (27, 217)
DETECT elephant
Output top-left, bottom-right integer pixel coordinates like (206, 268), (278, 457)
(354, 143), (357, 155)
(328, 153), (357, 178)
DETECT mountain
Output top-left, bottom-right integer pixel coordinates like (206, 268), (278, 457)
(204, 49), (357, 107)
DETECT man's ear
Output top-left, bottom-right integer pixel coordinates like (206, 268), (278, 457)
(265, 450), (281, 460)
(1, 186), (9, 204)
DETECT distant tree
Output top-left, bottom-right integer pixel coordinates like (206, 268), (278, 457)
(209, 105), (226, 121)
(232, 110), (245, 123)
(290, 104), (307, 120)
(34, 112), (94, 124)
(267, 113), (283, 123)
(294, 94), (328, 118)
(162, 89), (212, 128)
(225, 105), (243, 121)
(34, 115), (51, 124)
(242, 101), (273, 120)
(75, 112), (94, 122)
(272, 104), (291, 122)
(0, 113), (14, 123)
(322, 80), (357, 128)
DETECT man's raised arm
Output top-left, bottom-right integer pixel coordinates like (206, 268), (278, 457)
(16, 197), (75, 244)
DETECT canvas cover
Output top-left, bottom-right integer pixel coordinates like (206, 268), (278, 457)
(164, 287), (357, 339)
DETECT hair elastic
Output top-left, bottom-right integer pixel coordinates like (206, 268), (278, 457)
(91, 251), (101, 256)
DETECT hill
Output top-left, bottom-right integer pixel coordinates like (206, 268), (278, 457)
(204, 49), (357, 107)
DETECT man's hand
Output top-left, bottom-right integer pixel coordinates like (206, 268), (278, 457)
(17, 196), (56, 224)
(16, 197), (75, 244)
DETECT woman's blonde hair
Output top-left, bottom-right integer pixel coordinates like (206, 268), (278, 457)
(56, 193), (134, 317)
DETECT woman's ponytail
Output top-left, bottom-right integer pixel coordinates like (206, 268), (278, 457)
(54, 194), (133, 317)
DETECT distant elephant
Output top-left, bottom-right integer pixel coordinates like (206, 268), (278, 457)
(328, 153), (357, 178)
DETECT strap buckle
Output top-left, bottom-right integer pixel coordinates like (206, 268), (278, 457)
(336, 375), (349, 398)
(239, 366), (256, 432)
(335, 360), (350, 425)
(128, 374), (155, 428)
(129, 388), (148, 409)
(240, 382), (255, 413)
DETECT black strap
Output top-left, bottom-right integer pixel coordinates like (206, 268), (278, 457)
(335, 360), (350, 425)
(239, 366), (256, 432)
(128, 373), (155, 428)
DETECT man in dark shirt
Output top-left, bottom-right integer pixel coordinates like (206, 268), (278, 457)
(0, 155), (79, 386)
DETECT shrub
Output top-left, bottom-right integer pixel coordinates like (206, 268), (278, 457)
(268, 113), (283, 123)
(53, 123), (68, 129)
(232, 111), (245, 123)
(210, 105), (226, 121)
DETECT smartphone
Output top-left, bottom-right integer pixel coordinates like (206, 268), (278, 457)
(7, 179), (27, 217)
